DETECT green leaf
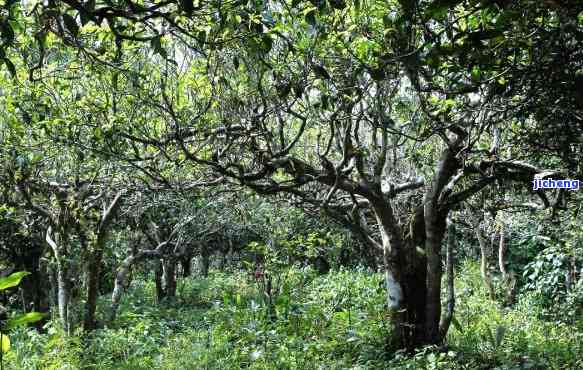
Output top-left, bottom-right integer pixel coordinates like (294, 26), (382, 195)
(471, 65), (481, 82)
(425, 4), (449, 20)
(5, 312), (47, 330)
(0, 334), (9, 353)
(85, 0), (96, 13)
(62, 13), (79, 36)
(0, 272), (30, 291)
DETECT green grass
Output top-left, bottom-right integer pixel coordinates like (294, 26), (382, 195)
(4, 262), (583, 369)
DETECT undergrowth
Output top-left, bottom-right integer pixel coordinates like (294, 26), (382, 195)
(4, 262), (582, 369)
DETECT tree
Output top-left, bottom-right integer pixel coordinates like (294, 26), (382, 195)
(0, 83), (127, 332)
(63, 0), (579, 349)
(2, 0), (581, 351)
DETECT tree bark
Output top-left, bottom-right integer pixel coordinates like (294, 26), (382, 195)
(422, 131), (465, 344)
(162, 259), (177, 298)
(372, 201), (406, 349)
(155, 260), (164, 302)
(48, 267), (58, 311)
(181, 255), (192, 277)
(110, 243), (167, 322)
(424, 214), (446, 344)
(110, 254), (138, 322)
(84, 191), (123, 332)
(374, 202), (429, 350)
(371, 200), (431, 350)
(56, 261), (70, 335)
(83, 249), (103, 331)
(201, 245), (210, 277)
(46, 227), (70, 335)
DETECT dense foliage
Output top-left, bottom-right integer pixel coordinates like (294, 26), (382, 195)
(0, 0), (581, 367)
(2, 262), (582, 369)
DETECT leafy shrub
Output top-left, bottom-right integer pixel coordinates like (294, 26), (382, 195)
(522, 243), (583, 322)
(4, 264), (583, 369)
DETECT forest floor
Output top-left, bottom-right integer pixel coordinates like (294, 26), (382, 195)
(5, 261), (583, 369)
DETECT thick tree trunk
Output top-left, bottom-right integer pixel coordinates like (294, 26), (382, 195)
(84, 191), (123, 332)
(424, 217), (445, 344)
(372, 201), (431, 350)
(48, 267), (58, 310)
(368, 199), (434, 351)
(226, 240), (234, 271)
(385, 248), (428, 350)
(424, 195), (450, 344)
(83, 249), (103, 331)
(162, 259), (177, 298)
(181, 256), (192, 277)
(155, 260), (165, 302)
(46, 228), (70, 334)
(201, 246), (210, 277)
(56, 262), (70, 335)
(422, 132), (464, 344)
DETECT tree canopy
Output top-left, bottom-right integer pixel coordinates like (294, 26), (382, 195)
(0, 0), (582, 366)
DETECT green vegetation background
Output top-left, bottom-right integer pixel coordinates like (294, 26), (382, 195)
(5, 261), (582, 370)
